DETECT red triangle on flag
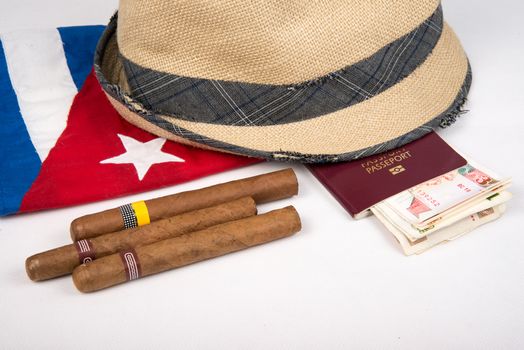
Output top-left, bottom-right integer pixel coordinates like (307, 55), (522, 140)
(20, 71), (261, 212)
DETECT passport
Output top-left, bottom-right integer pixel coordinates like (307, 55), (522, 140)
(307, 132), (467, 218)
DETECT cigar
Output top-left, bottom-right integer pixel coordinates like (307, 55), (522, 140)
(70, 168), (298, 241)
(72, 206), (301, 292)
(26, 197), (257, 281)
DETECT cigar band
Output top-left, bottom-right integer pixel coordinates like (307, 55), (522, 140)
(74, 239), (96, 264)
(119, 201), (150, 229)
(131, 201), (150, 226)
(120, 249), (142, 281)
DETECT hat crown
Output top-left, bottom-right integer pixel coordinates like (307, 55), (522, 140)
(117, 0), (440, 84)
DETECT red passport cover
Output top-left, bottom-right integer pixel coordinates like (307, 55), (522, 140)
(307, 132), (467, 217)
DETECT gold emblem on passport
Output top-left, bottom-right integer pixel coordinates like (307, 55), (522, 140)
(389, 165), (406, 175)
(361, 149), (412, 175)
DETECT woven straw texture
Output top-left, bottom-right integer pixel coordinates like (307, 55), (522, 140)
(98, 23), (468, 157)
(95, 1), (471, 162)
(157, 24), (468, 154)
(118, 0), (440, 84)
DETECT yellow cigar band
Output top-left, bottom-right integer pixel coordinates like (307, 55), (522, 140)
(131, 201), (150, 226)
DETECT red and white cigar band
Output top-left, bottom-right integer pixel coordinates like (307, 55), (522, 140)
(74, 239), (96, 264)
(119, 249), (142, 281)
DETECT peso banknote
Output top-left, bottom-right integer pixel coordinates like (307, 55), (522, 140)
(382, 161), (510, 230)
(373, 191), (512, 242)
(371, 204), (507, 255)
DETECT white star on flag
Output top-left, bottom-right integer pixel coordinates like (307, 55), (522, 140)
(101, 134), (185, 180)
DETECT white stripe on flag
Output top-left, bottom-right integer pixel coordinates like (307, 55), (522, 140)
(0, 29), (77, 161)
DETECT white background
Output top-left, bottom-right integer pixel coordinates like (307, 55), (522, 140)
(1, 1), (523, 349)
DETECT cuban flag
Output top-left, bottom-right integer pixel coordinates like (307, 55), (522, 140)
(0, 26), (260, 216)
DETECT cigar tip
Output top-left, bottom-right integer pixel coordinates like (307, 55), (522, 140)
(25, 255), (40, 281)
(69, 219), (83, 240)
(289, 169), (299, 195)
(72, 265), (91, 293)
(245, 196), (257, 214)
(284, 205), (302, 232)
(280, 168), (299, 196)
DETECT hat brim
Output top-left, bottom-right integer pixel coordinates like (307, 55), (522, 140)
(95, 16), (471, 163)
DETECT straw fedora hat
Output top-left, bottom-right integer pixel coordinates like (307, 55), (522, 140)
(94, 0), (471, 163)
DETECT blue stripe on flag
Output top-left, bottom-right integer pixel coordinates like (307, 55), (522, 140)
(0, 41), (42, 215)
(58, 25), (105, 90)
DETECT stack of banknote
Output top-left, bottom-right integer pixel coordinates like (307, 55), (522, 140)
(371, 161), (512, 255)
